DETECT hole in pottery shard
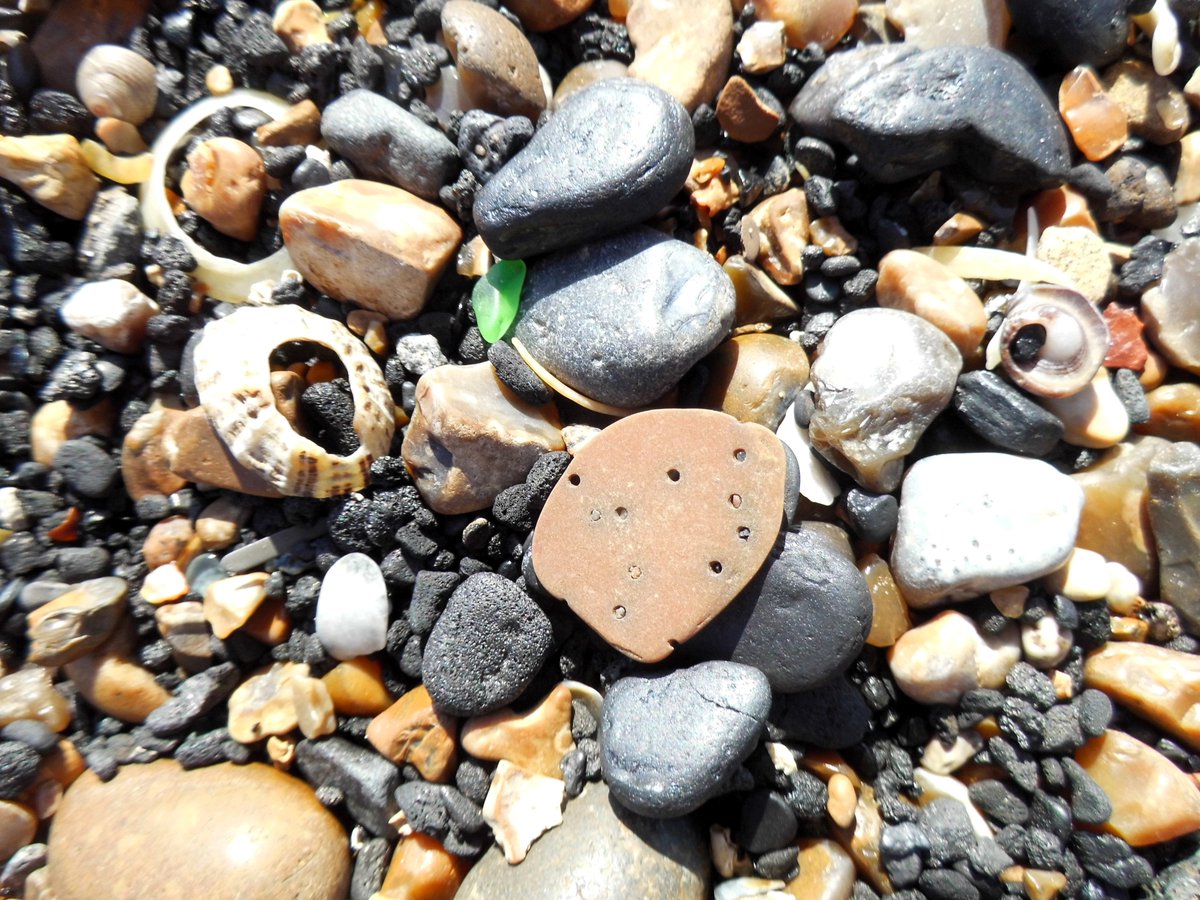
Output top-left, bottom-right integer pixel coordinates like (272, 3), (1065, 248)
(589, 508), (601, 522)
(733, 448), (747, 462)
(668, 468), (681, 482)
(615, 507), (628, 519)
(737, 526), (750, 540)
(729, 493), (742, 508)
(628, 565), (641, 579)
(613, 605), (627, 619)
(568, 473), (581, 486)
(710, 561), (723, 574)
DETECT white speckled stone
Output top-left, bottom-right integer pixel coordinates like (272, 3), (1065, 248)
(891, 453), (1084, 608)
(315, 552), (389, 660)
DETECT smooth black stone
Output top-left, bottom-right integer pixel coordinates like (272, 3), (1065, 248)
(885, 852), (924, 888)
(1030, 791), (1073, 841)
(953, 370), (1065, 456)
(842, 487), (899, 542)
(52, 440), (118, 499)
(1006, 0), (1129, 67)
(320, 89), (459, 201)
(682, 525), (872, 693)
(294, 736), (401, 837)
(422, 572), (552, 717)
(733, 788), (798, 853)
(769, 676), (870, 748)
(790, 45), (1070, 186)
(600, 661), (770, 818)
(474, 79), (694, 260)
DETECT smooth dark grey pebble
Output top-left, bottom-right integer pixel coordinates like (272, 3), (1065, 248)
(295, 736), (401, 837)
(53, 439), (117, 499)
(953, 370), (1065, 456)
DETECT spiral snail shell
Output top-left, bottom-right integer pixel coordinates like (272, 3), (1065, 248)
(76, 45), (158, 126)
(994, 285), (1109, 398)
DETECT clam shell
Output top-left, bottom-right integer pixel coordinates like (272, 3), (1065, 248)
(997, 285), (1109, 398)
(193, 305), (395, 498)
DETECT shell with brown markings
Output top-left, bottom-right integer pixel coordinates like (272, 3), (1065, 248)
(995, 285), (1109, 399)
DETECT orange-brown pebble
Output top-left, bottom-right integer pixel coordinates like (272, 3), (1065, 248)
(366, 685), (458, 782)
(1085, 642), (1200, 750)
(875, 249), (987, 356)
(1077, 729), (1200, 846)
(0, 801), (36, 866)
(377, 833), (471, 900)
(95, 117), (147, 155)
(504, 0), (593, 32)
(63, 626), (171, 724)
(181, 137), (267, 242)
(31, 398), (114, 468)
(700, 333), (810, 430)
(1137, 382), (1200, 442)
(142, 516), (195, 570)
(932, 211), (985, 246)
(801, 750), (861, 787)
(809, 216), (857, 256)
(460, 684), (575, 780)
(831, 783), (892, 895)
(139, 562), (189, 606)
(120, 405), (188, 502)
(1103, 303), (1149, 370)
(723, 255), (801, 326)
(321, 657), (393, 716)
(1059, 65), (1129, 162)
(272, 0), (331, 52)
(783, 838), (857, 900)
(1109, 615), (1149, 641)
(46, 507), (80, 543)
(757, 0), (858, 50)
(626, 0), (733, 112)
(743, 188), (809, 285)
(1102, 58), (1190, 145)
(1139, 348), (1169, 390)
(256, 99), (322, 147)
(203, 572), (270, 640)
(716, 75), (783, 143)
(1023, 869), (1068, 900)
(241, 597), (293, 646)
(860, 553), (911, 648)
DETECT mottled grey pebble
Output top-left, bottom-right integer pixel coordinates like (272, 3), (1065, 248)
(144, 662), (239, 736)
(53, 439), (118, 499)
(349, 837), (390, 900)
(294, 736), (400, 837)
(953, 370), (1065, 456)
(1006, 0), (1129, 67)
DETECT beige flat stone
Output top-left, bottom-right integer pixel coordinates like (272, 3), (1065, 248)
(0, 134), (98, 219)
(366, 685), (458, 783)
(47, 760), (349, 900)
(627, 0), (733, 112)
(321, 657), (393, 717)
(757, 0), (858, 49)
(59, 280), (159, 355)
(203, 572), (270, 640)
(461, 683), (575, 779)
(1102, 58), (1190, 145)
(1085, 642), (1200, 751)
(281, 179), (461, 321)
(1035, 226), (1114, 306)
(482, 760), (565, 864)
(1040, 369), (1130, 449)
(737, 20), (788, 74)
(140, 562), (189, 606)
(700, 333), (809, 430)
(272, 0), (330, 52)
(876, 249), (987, 356)
(32, 399), (114, 468)
(194, 496), (248, 550)
(161, 406), (285, 499)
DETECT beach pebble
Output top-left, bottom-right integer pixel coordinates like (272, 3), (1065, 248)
(1084, 642), (1200, 751)
(119, 405), (186, 502)
(756, 0), (858, 50)
(1039, 368), (1130, 449)
(272, 0), (330, 52)
(875, 250), (987, 356)
(789, 44), (1070, 185)
(482, 760), (565, 864)
(808, 308), (961, 493)
(280, 180), (461, 321)
(294, 736), (400, 837)
(320, 89), (458, 201)
(203, 572), (269, 641)
(401, 362), (564, 515)
(474, 79), (692, 260)
(885, 0), (1008, 48)
(741, 188), (809, 286)
(366, 685), (458, 783)
(461, 683), (575, 779)
(504, 0), (592, 32)
(1140, 382), (1200, 442)
(315, 552), (388, 661)
(0, 669), (71, 733)
(59, 280), (159, 355)
(25, 577), (126, 666)
(180, 137), (266, 242)
(551, 60), (628, 108)
(514, 228), (734, 408)
(891, 453), (1084, 607)
(1021, 617), (1072, 669)
(861, 554), (912, 648)
(626, 0), (733, 112)
(600, 661), (770, 817)
(142, 517), (194, 569)
(1148, 441), (1200, 632)
(377, 833), (471, 900)
(1143, 238), (1200, 375)
(716, 76), (784, 143)
(889, 610), (1021, 705)
(784, 839), (857, 898)
(441, 0), (546, 121)
(423, 573), (552, 717)
(1005, 0), (1127, 67)
(53, 439), (118, 500)
(1035, 226), (1114, 305)
(0, 802), (35, 869)
(682, 524), (871, 692)
(952, 370), (1065, 457)
(46, 760), (349, 900)
(771, 677), (871, 748)
(153, 601), (211, 673)
(736, 21), (787, 74)
(700, 333), (809, 430)
(161, 407), (285, 499)
(1102, 59), (1190, 145)
(0, 134), (98, 220)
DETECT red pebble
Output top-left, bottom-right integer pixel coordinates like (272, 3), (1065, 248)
(1103, 303), (1149, 371)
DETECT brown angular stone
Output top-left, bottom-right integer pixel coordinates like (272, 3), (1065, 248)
(47, 760), (349, 900)
(1022, 869), (1068, 900)
(1102, 58), (1190, 145)
(757, 0), (858, 49)
(154, 601), (212, 673)
(204, 572), (270, 640)
(723, 255), (801, 326)
(1076, 729), (1200, 846)
(227, 662), (310, 743)
(32, 398), (115, 468)
(860, 553), (911, 648)
(26, 577), (127, 667)
(142, 517), (195, 570)
(1138, 382), (1200, 442)
(532, 408), (786, 663)
(482, 760), (565, 864)
(271, 0), (331, 53)
(256, 99), (322, 147)
(1147, 442), (1200, 633)
(876, 250), (988, 356)
(442, 0), (547, 120)
(280, 179), (462, 321)
(180, 138), (266, 243)
(241, 597), (293, 647)
(504, 0), (593, 32)
(367, 685), (459, 783)
(1085, 642), (1200, 751)
(120, 405), (189, 502)
(461, 683), (576, 779)
(29, 0), (152, 92)
(700, 333), (810, 430)
(1059, 64), (1129, 162)
(1103, 303), (1149, 371)
(378, 833), (471, 900)
(717, 76), (783, 143)
(161, 406), (285, 498)
(627, 0), (733, 112)
(831, 783), (892, 895)
(742, 188), (810, 286)
(401, 363), (564, 515)
(0, 801), (36, 867)
(783, 838), (857, 900)
(321, 657), (393, 717)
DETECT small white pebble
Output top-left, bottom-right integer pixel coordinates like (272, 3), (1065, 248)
(1043, 547), (1111, 601)
(1021, 617), (1073, 669)
(1105, 561), (1143, 612)
(920, 730), (984, 775)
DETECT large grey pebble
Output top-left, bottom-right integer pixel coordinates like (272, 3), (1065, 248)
(600, 660), (770, 818)
(789, 45), (1070, 186)
(474, 78), (694, 259)
(513, 227), (734, 408)
(682, 524), (872, 693)
(423, 572), (552, 717)
(320, 89), (458, 201)
(1007, 0), (1129, 68)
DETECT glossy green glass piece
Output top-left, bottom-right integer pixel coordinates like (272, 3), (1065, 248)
(471, 259), (526, 343)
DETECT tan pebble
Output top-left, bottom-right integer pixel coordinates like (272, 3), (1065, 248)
(321, 657), (393, 716)
(1029, 184), (1100, 233)
(205, 65), (234, 96)
(1040, 368), (1130, 449)
(809, 216), (857, 255)
(281, 179), (462, 320)
(1035, 226), (1113, 305)
(1051, 670), (1075, 699)
(1078, 728), (1200, 846)
(757, 0), (858, 49)
(227, 661), (309, 743)
(63, 623), (170, 723)
(154, 600), (212, 673)
(826, 773), (857, 828)
(59, 279), (158, 354)
(1175, 132), (1200, 204)
(481, 760), (565, 864)
(737, 20), (788, 74)
(876, 249), (987, 356)
(687, 154), (740, 222)
(1042, 547), (1112, 601)
(885, 0), (1008, 48)
(120, 404), (188, 502)
(552, 60), (628, 109)
(0, 133), (98, 219)
(1138, 382), (1200, 442)
(181, 137), (266, 242)
(716, 75), (783, 143)
(26, 577), (127, 667)
(30, 399), (115, 470)
(700, 333), (809, 430)
(142, 516), (194, 569)
(461, 683), (575, 779)
(932, 211), (985, 246)
(1059, 65), (1129, 162)
(1142, 278), (1200, 377)
(504, 0), (592, 32)
(95, 117), (147, 155)
(377, 833), (472, 900)
(401, 362), (563, 515)
(783, 838), (856, 900)
(830, 783), (891, 894)
(888, 610), (1020, 705)
(990, 585), (1029, 618)
(1085, 642), (1200, 750)
(194, 496), (248, 551)
(203, 572), (269, 640)
(367, 685), (458, 782)
(742, 188), (809, 285)
(241, 596), (292, 646)
(723, 255), (801, 326)
(1102, 58), (1190, 144)
(441, 0), (547, 120)
(920, 731), (983, 775)
(140, 562), (189, 606)
(266, 734), (296, 768)
(1021, 616), (1073, 669)
(0, 668), (71, 732)
(346, 310), (390, 357)
(626, 0), (733, 112)
(860, 554), (911, 648)
(256, 99), (322, 147)
(47, 760), (350, 900)
(290, 670), (336, 740)
(1110, 615), (1149, 641)
(272, 0), (331, 52)
(1023, 869), (1068, 900)
(0, 801), (36, 866)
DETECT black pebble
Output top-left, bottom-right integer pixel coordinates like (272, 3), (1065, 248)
(487, 341), (552, 406)
(0, 719), (58, 754)
(1062, 758), (1113, 825)
(350, 837), (389, 900)
(918, 868), (981, 900)
(0, 741), (41, 799)
(55, 546), (111, 582)
(53, 440), (118, 499)
(733, 788), (798, 853)
(842, 488), (899, 543)
(968, 779), (1029, 826)
(953, 370), (1065, 457)
(1071, 832), (1154, 889)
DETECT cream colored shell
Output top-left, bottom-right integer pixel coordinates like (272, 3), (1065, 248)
(76, 45), (158, 126)
(193, 305), (395, 498)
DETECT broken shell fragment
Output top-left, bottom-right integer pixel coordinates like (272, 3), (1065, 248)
(993, 286), (1109, 398)
(192, 305), (395, 498)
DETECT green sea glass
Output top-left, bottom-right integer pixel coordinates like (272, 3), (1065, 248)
(471, 259), (526, 343)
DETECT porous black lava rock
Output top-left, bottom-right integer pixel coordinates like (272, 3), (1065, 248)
(294, 736), (401, 837)
(144, 662), (239, 736)
(682, 525), (872, 693)
(1007, 0), (1130, 68)
(422, 572), (553, 716)
(1071, 832), (1154, 888)
(790, 45), (1071, 186)
(474, 79), (694, 260)
(953, 370), (1065, 456)
(487, 340), (552, 406)
(52, 440), (118, 499)
(600, 660), (770, 818)
(0, 741), (40, 799)
(350, 836), (389, 900)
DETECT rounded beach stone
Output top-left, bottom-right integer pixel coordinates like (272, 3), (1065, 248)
(423, 572), (553, 717)
(888, 610), (1021, 705)
(59, 279), (159, 355)
(1143, 238), (1200, 376)
(315, 552), (389, 661)
(700, 333), (809, 430)
(890, 453), (1084, 608)
(513, 228), (735, 408)
(457, 781), (708, 899)
(441, 0), (546, 121)
(474, 79), (693, 260)
(532, 408), (787, 663)
(626, 0), (733, 112)
(47, 760), (350, 900)
(1006, 0), (1127, 67)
